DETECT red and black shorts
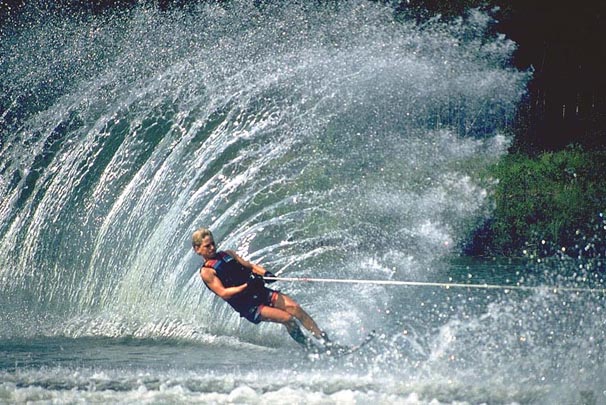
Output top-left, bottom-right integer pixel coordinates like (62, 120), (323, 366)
(232, 288), (279, 324)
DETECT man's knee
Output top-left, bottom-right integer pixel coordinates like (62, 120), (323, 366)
(286, 301), (303, 316)
(258, 305), (294, 325)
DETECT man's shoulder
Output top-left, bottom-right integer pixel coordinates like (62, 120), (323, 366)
(199, 265), (216, 283)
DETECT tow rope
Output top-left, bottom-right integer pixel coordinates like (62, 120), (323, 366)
(263, 276), (606, 294)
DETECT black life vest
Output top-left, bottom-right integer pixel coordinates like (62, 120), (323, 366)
(203, 251), (251, 288)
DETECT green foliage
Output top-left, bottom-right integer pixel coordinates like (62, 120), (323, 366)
(477, 148), (606, 256)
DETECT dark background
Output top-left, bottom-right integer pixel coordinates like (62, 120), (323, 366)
(398, 0), (606, 153)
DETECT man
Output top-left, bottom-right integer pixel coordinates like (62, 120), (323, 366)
(192, 228), (329, 348)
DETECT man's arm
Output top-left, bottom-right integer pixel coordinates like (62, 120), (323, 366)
(200, 266), (247, 300)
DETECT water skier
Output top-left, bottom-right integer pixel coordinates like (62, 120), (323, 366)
(192, 228), (329, 348)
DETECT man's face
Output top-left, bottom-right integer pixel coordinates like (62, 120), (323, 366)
(194, 235), (216, 259)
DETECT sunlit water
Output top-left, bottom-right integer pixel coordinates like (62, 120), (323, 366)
(1, 1), (604, 403)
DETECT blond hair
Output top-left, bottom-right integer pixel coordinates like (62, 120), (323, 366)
(192, 228), (213, 248)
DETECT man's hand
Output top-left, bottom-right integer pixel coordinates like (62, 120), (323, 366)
(263, 271), (277, 284)
(247, 273), (265, 290)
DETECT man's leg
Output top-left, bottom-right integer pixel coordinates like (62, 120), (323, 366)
(258, 305), (312, 347)
(271, 292), (326, 339)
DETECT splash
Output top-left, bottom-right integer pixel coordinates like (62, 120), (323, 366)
(0, 1), (527, 339)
